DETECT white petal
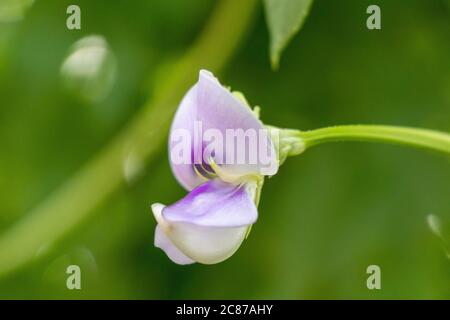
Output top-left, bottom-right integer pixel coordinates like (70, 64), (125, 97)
(154, 225), (195, 265)
(151, 202), (249, 265)
(168, 222), (248, 264)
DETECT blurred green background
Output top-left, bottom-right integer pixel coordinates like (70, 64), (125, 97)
(0, 0), (449, 299)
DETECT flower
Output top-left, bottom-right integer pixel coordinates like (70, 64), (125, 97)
(151, 70), (279, 264)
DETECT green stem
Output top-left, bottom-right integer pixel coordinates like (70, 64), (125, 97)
(298, 125), (450, 155)
(0, 0), (259, 278)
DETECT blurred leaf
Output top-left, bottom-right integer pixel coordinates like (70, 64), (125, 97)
(0, 0), (34, 22)
(0, 0), (259, 280)
(263, 0), (313, 69)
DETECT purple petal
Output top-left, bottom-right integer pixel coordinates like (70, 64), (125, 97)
(154, 224), (195, 265)
(196, 70), (278, 176)
(196, 70), (262, 134)
(169, 70), (278, 190)
(162, 179), (257, 228)
(168, 85), (206, 190)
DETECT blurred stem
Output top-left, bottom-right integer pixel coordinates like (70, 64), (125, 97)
(298, 125), (450, 155)
(0, 0), (259, 277)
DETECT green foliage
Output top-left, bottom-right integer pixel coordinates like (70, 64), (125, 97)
(0, 0), (35, 22)
(263, 0), (314, 69)
(0, 0), (449, 299)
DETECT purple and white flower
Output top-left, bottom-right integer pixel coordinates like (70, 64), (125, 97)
(151, 70), (279, 264)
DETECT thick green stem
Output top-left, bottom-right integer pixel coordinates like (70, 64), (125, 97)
(298, 125), (450, 155)
(0, 0), (259, 277)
